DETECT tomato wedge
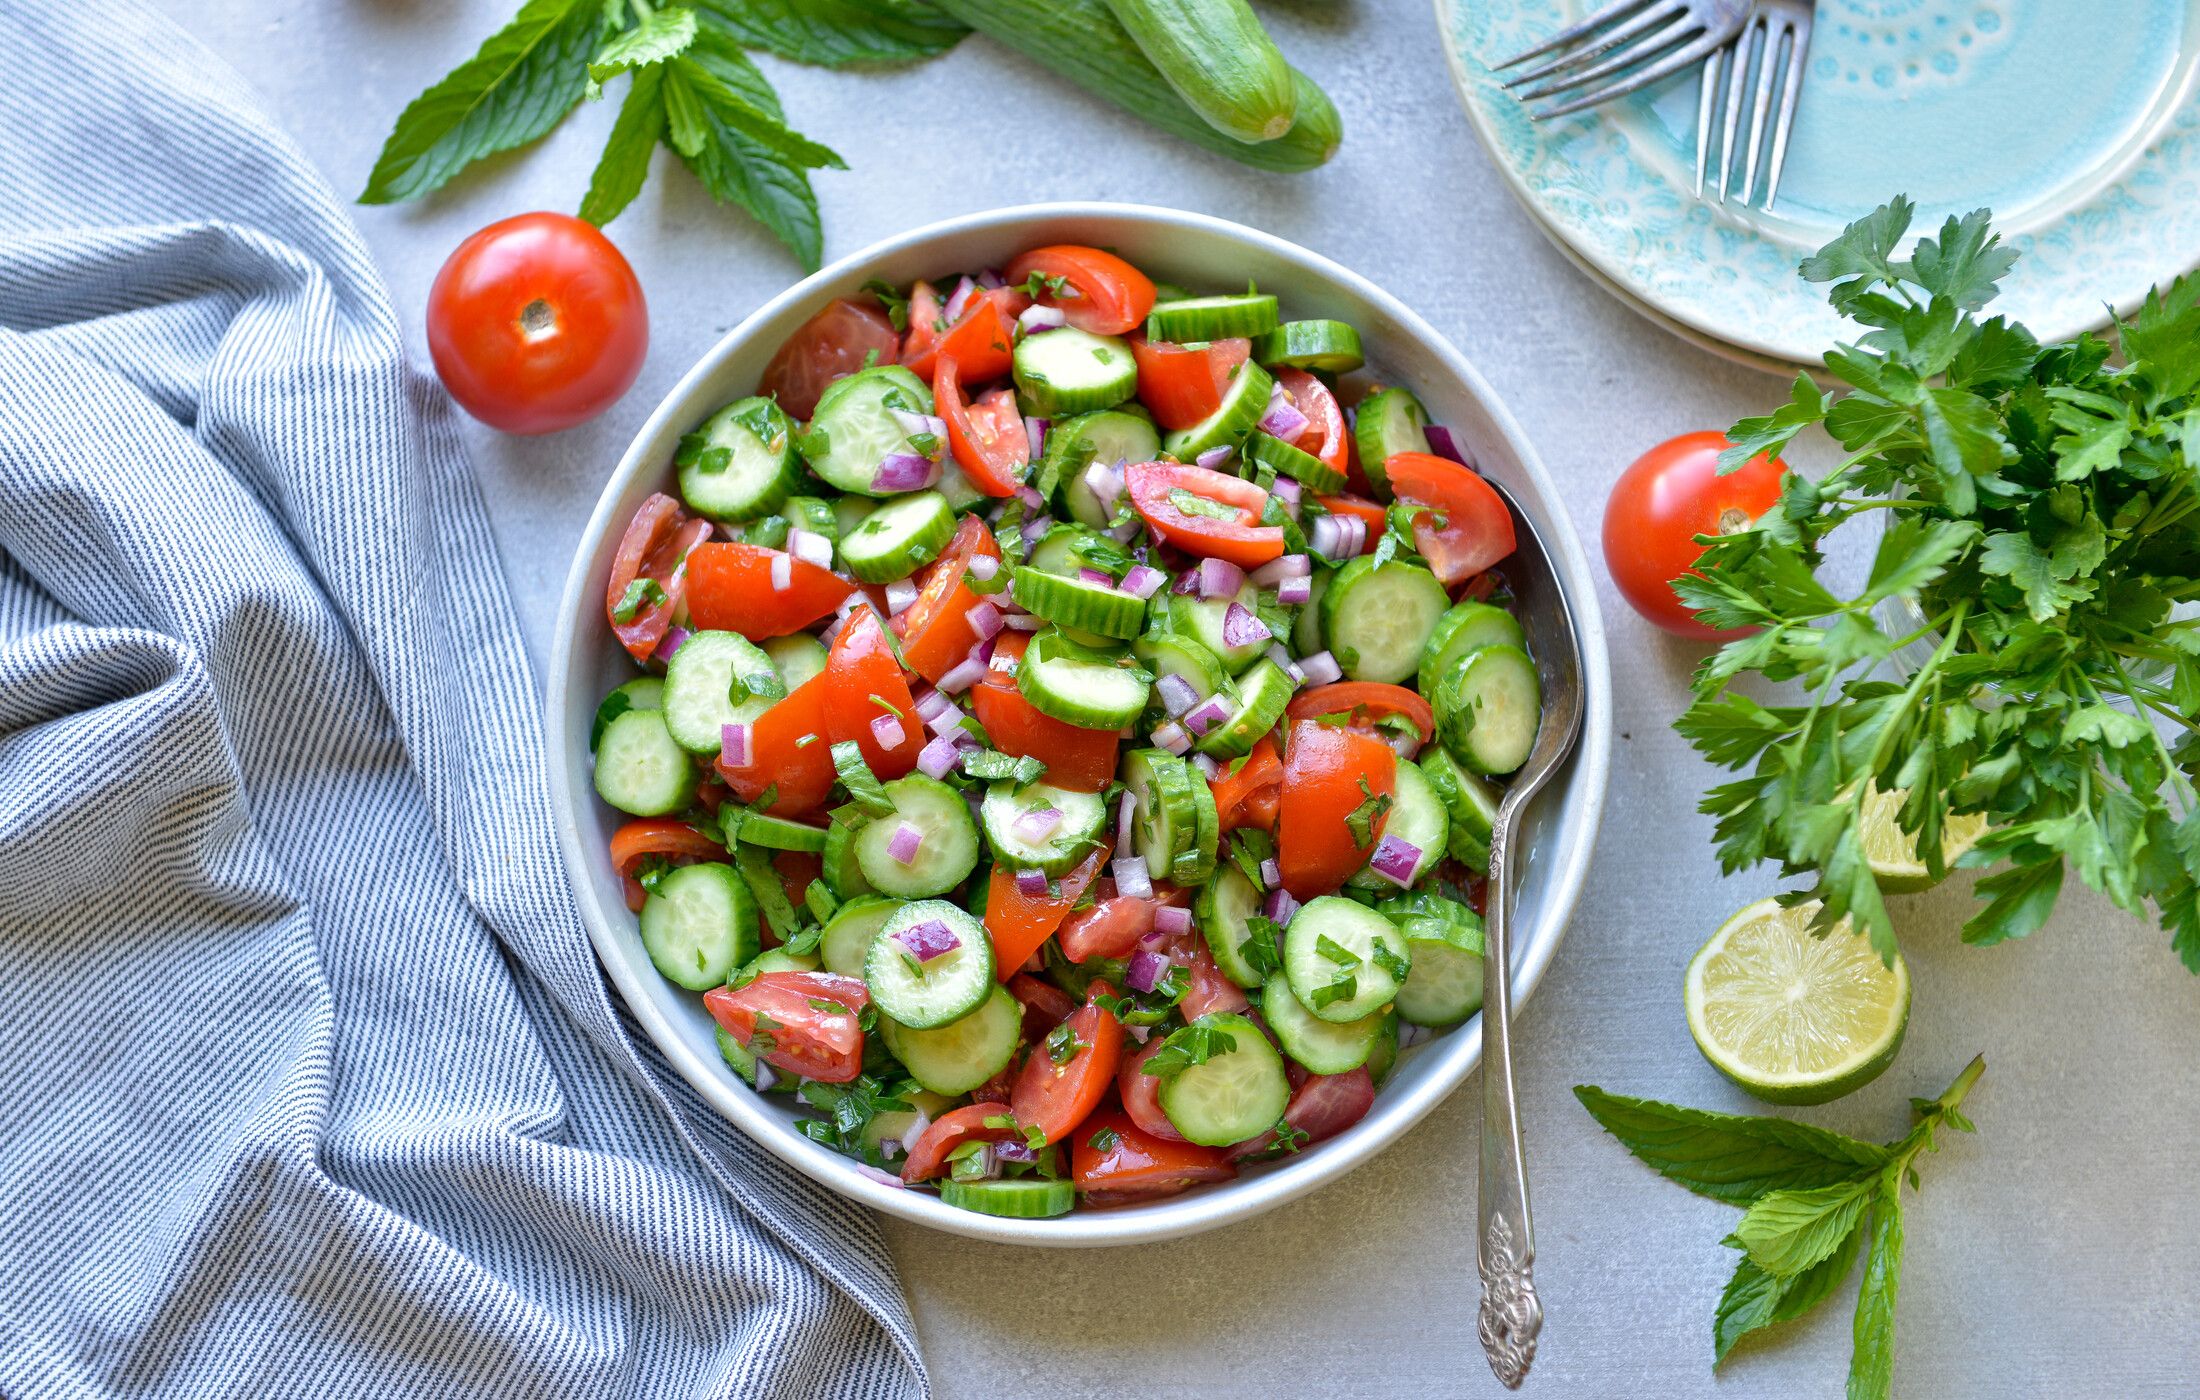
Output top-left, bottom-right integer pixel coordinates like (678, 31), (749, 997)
(1272, 368), (1349, 477)
(1386, 452), (1519, 585)
(1224, 1067), (1376, 1161)
(684, 542), (853, 638)
(759, 298), (899, 420)
(983, 847), (1103, 978)
(1057, 880), (1190, 963)
(968, 632), (1120, 791)
(1129, 334), (1251, 431)
(903, 284), (1030, 383)
(895, 514), (1003, 682)
(1117, 1037), (1187, 1142)
(823, 604), (920, 780)
(1009, 973), (1077, 1040)
(1209, 734), (1282, 833)
(900, 1102), (1022, 1183)
(1285, 682), (1435, 748)
(1158, 926), (1250, 1020)
(606, 493), (712, 661)
(1009, 983), (1124, 1145)
(1125, 461), (1286, 569)
(936, 361), (1028, 496)
(897, 279), (945, 373)
(609, 818), (726, 912)
(1276, 719), (1397, 899)
(1072, 1108), (1236, 1206)
(770, 849), (823, 919)
(703, 970), (869, 1084)
(716, 671), (836, 816)
(1003, 246), (1156, 336)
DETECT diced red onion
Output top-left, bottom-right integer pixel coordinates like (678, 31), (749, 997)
(1263, 887), (1300, 925)
(1264, 644), (1304, 683)
(752, 1061), (778, 1092)
(886, 579), (920, 617)
(1025, 417), (1049, 457)
(937, 649), (988, 695)
(1424, 423), (1471, 467)
(1298, 650), (1343, 687)
(890, 407), (949, 445)
(1015, 867), (1048, 898)
(720, 723), (752, 767)
(1190, 753), (1219, 780)
(1154, 905), (1192, 938)
(1258, 858), (1281, 889)
(1181, 695), (1231, 737)
(1014, 807), (1064, 842)
(1198, 557), (1246, 600)
(769, 552), (792, 592)
(976, 267), (1005, 290)
(1151, 721), (1190, 756)
(1222, 602), (1271, 648)
(1106, 518), (1141, 544)
(912, 687), (949, 723)
(1387, 727), (1420, 759)
(1309, 513), (1367, 559)
(895, 918), (960, 961)
(872, 452), (937, 493)
(1018, 304), (1067, 334)
(961, 600), (1002, 643)
(926, 703), (965, 738)
(994, 1140), (1039, 1165)
(1398, 1022), (1435, 1050)
(1369, 834), (1424, 887)
(1020, 513), (1054, 546)
(1125, 950), (1167, 994)
(818, 614), (849, 648)
(887, 823), (924, 866)
(967, 553), (1000, 582)
(900, 1111), (931, 1155)
(656, 625), (692, 660)
(1271, 476), (1302, 507)
(1077, 567), (1115, 587)
(916, 732), (964, 779)
(1250, 554), (1310, 586)
(1016, 484), (1047, 510)
(1172, 569), (1199, 596)
(871, 712), (907, 750)
(1119, 564), (1165, 599)
(1003, 613), (1045, 631)
(1155, 673), (1199, 717)
(1258, 383), (1309, 440)
(963, 1143), (1001, 1179)
(1277, 574), (1313, 606)
(1115, 793), (1136, 859)
(788, 529), (835, 571)
(1113, 856), (1153, 899)
(1127, 1023), (1151, 1045)
(942, 275), (977, 323)
(1194, 445), (1235, 470)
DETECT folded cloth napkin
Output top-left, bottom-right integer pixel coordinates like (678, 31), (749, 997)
(0, 6), (926, 1397)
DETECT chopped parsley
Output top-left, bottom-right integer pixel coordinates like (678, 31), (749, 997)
(831, 740), (895, 815)
(1139, 1021), (1238, 1079)
(1344, 777), (1393, 849)
(1315, 933), (1361, 967)
(1044, 1020), (1087, 1065)
(610, 577), (666, 623)
(1308, 973), (1358, 1010)
(1087, 1126), (1122, 1152)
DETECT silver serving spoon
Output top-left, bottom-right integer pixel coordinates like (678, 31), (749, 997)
(1475, 480), (1586, 1389)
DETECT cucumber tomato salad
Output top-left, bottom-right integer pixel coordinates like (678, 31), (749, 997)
(589, 244), (1541, 1219)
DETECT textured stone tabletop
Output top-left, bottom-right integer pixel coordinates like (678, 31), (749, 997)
(169, 1), (2200, 1394)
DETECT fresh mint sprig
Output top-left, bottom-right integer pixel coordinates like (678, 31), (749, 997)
(1577, 1056), (1984, 1398)
(1679, 196), (2200, 968)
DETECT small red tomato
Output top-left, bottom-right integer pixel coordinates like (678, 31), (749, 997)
(1603, 431), (1787, 639)
(426, 212), (647, 435)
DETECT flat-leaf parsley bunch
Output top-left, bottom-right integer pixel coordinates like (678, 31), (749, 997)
(1679, 197), (2200, 967)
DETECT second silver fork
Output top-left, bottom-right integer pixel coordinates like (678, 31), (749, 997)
(1696, 0), (1815, 209)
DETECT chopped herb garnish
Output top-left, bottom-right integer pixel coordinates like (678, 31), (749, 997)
(832, 740), (895, 816)
(1088, 1126), (1122, 1152)
(1308, 973), (1358, 1010)
(1371, 940), (1411, 983)
(1344, 777), (1393, 849)
(610, 577), (666, 623)
(862, 278), (911, 331)
(1139, 1021), (1239, 1079)
(1315, 933), (1361, 967)
(1045, 1020), (1088, 1065)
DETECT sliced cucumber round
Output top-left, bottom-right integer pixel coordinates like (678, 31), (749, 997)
(1010, 566), (1149, 640)
(1191, 658), (1293, 760)
(1049, 409), (1161, 527)
(1172, 767), (1219, 886)
(1283, 895), (1412, 1024)
(593, 709), (698, 817)
(839, 489), (956, 583)
(1132, 631), (1229, 723)
(1418, 600), (1528, 697)
(1390, 910), (1487, 1028)
(1161, 359), (1273, 463)
(1013, 327), (1138, 416)
(1146, 293), (1280, 343)
(1293, 568), (1330, 656)
(1418, 747), (1501, 871)
(880, 982), (1022, 1094)
(590, 676), (663, 752)
(1351, 386), (1430, 500)
(639, 862), (757, 990)
(1261, 973), (1380, 1075)
(1017, 630), (1151, 729)
(1253, 319), (1365, 374)
(1156, 1012), (1291, 1146)
(980, 779), (1108, 874)
(678, 395), (801, 522)
(736, 811), (829, 854)
(1348, 759), (1447, 890)
(821, 815), (876, 898)
(717, 1025), (771, 1089)
(1122, 747), (1199, 883)
(939, 1175), (1076, 1218)
(1365, 1011), (1402, 1087)
(796, 365), (937, 496)
(662, 630), (784, 755)
(1168, 576), (1267, 671)
(853, 774), (982, 897)
(1246, 429), (1345, 493)
(1319, 555), (1449, 684)
(1435, 643), (1543, 777)
(866, 899), (994, 1029)
(762, 633), (828, 691)
(1195, 860), (1268, 988)
(818, 894), (897, 978)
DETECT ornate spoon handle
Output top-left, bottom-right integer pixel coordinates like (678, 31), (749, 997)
(1477, 816), (1541, 1388)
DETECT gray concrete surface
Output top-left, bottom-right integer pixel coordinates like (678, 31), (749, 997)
(167, 1), (2200, 1394)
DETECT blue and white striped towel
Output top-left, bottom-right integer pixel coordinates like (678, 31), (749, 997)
(0, 5), (924, 1396)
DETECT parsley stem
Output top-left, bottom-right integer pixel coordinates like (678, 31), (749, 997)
(2103, 652), (2198, 803)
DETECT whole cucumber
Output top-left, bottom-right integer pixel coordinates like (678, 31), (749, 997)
(1103, 0), (1296, 144)
(933, 0), (1340, 171)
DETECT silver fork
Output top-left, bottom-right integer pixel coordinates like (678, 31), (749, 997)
(1494, 0), (1749, 119)
(1695, 0), (1815, 208)
(1474, 480), (1586, 1390)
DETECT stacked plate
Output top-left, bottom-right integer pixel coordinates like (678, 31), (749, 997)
(1437, 0), (2200, 370)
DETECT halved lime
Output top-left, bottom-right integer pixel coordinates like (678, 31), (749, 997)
(1860, 785), (1987, 894)
(1684, 898), (1909, 1106)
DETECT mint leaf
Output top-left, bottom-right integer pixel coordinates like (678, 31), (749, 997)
(581, 60), (669, 225)
(1729, 1177), (1875, 1278)
(1714, 1224), (1866, 1366)
(691, 0), (968, 65)
(588, 6), (697, 91)
(1847, 1185), (1904, 1400)
(361, 0), (606, 203)
(1572, 1086), (1888, 1206)
(662, 38), (843, 269)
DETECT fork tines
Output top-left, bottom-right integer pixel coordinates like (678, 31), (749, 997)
(1494, 0), (1743, 119)
(1695, 4), (1813, 209)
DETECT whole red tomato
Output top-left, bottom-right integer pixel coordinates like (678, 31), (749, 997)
(426, 212), (647, 435)
(1603, 431), (1786, 639)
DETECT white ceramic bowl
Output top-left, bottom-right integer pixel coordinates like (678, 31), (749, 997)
(547, 204), (1612, 1246)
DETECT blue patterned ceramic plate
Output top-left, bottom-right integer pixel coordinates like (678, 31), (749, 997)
(1439, 0), (2200, 368)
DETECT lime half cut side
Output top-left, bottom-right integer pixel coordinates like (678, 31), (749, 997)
(1860, 785), (1988, 894)
(1685, 897), (1910, 1106)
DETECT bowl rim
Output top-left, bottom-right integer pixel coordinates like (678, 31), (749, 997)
(545, 201), (1613, 1247)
